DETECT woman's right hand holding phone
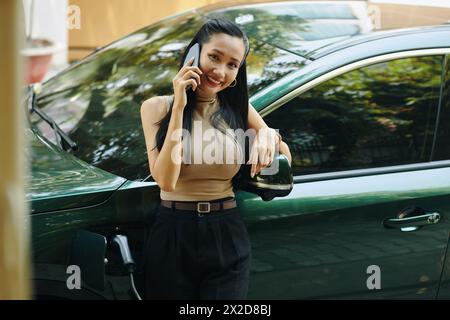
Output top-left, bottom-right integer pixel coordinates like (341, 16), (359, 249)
(172, 57), (202, 111)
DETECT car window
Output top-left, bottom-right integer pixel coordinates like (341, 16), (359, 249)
(206, 1), (370, 57)
(431, 54), (450, 161)
(263, 55), (443, 176)
(33, 14), (305, 181)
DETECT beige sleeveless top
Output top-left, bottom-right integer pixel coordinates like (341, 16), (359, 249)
(159, 96), (243, 201)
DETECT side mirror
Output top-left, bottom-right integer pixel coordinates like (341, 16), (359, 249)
(235, 154), (293, 201)
(70, 230), (107, 291)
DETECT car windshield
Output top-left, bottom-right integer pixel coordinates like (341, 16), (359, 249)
(32, 11), (306, 181)
(205, 1), (370, 57)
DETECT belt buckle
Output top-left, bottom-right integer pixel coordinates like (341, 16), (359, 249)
(197, 202), (211, 213)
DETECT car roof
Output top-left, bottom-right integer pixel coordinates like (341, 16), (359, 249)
(250, 24), (450, 110)
(199, 0), (450, 59)
(307, 24), (450, 60)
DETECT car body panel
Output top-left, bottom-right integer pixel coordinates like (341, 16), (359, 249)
(31, 180), (159, 259)
(241, 163), (450, 298)
(31, 180), (161, 299)
(308, 25), (450, 59)
(27, 128), (126, 214)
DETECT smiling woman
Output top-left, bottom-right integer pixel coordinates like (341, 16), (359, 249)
(140, 18), (291, 300)
(33, 12), (303, 182)
(199, 34), (245, 90)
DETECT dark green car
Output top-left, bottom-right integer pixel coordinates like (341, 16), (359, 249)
(28, 0), (450, 299)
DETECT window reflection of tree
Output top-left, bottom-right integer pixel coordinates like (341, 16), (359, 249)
(264, 56), (442, 176)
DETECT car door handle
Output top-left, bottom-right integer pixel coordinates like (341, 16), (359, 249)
(383, 211), (441, 230)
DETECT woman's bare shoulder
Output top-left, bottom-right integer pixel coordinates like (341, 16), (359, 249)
(140, 95), (171, 121)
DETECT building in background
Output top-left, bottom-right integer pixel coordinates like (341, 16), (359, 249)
(68, 0), (218, 61)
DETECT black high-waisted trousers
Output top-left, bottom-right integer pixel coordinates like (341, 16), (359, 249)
(144, 201), (251, 300)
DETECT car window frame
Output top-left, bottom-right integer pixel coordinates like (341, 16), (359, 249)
(430, 54), (450, 162)
(260, 48), (450, 183)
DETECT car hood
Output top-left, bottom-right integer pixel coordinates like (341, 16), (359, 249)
(26, 128), (126, 214)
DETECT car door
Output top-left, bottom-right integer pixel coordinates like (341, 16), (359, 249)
(243, 53), (450, 299)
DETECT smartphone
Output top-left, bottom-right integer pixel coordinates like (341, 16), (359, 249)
(183, 43), (200, 91)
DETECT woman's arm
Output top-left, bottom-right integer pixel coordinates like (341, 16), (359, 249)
(141, 58), (202, 191)
(247, 102), (292, 164)
(140, 97), (184, 192)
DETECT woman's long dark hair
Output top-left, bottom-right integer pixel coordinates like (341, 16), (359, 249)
(153, 19), (250, 156)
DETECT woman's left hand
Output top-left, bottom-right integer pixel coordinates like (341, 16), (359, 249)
(247, 127), (281, 177)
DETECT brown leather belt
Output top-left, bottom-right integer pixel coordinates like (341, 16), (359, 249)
(160, 199), (237, 213)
